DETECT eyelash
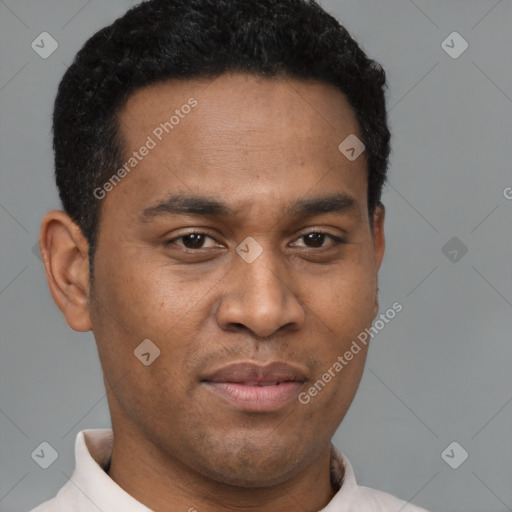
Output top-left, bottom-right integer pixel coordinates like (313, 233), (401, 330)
(164, 231), (346, 250)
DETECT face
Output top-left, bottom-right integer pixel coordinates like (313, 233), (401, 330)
(53, 73), (385, 487)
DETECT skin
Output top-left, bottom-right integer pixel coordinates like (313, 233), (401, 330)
(40, 72), (385, 512)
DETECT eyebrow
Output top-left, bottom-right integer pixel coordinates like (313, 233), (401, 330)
(140, 192), (359, 222)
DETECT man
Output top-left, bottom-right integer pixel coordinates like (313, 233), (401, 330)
(32, 0), (429, 510)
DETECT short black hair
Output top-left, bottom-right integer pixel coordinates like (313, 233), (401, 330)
(53, 0), (391, 282)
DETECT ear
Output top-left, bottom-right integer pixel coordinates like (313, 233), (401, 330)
(372, 203), (386, 270)
(39, 210), (92, 332)
(371, 203), (386, 319)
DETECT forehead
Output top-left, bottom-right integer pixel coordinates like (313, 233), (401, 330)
(119, 72), (360, 142)
(107, 73), (367, 223)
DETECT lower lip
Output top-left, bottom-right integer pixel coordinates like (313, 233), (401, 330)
(203, 381), (303, 412)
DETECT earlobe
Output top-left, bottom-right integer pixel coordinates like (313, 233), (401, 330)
(372, 286), (380, 320)
(39, 210), (92, 332)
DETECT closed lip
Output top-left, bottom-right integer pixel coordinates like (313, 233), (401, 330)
(201, 361), (307, 385)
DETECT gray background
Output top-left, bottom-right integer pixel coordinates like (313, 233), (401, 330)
(1, 0), (511, 511)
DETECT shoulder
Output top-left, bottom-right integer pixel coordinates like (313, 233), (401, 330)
(358, 485), (431, 511)
(26, 474), (77, 512)
(27, 496), (59, 512)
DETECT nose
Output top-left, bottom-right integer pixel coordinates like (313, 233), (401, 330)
(214, 245), (306, 339)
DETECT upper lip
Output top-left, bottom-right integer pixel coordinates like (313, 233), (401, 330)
(202, 361), (307, 384)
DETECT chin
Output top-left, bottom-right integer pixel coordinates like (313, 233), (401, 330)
(193, 438), (308, 488)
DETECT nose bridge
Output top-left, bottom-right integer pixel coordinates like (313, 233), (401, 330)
(242, 245), (286, 305)
(216, 239), (305, 338)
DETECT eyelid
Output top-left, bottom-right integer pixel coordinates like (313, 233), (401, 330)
(164, 230), (220, 248)
(290, 229), (346, 248)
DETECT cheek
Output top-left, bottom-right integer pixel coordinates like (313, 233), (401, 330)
(307, 260), (377, 335)
(93, 248), (197, 332)
(301, 271), (374, 417)
(91, 250), (218, 378)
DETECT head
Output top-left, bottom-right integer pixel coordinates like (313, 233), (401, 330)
(41, 0), (390, 489)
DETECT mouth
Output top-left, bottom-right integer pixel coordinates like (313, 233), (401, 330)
(201, 361), (306, 412)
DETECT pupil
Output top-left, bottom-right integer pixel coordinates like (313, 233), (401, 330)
(306, 233), (324, 247)
(184, 234), (204, 249)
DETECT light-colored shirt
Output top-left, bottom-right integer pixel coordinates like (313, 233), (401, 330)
(29, 429), (429, 512)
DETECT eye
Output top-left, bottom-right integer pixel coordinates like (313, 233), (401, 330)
(164, 230), (346, 251)
(165, 232), (220, 250)
(291, 231), (346, 249)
